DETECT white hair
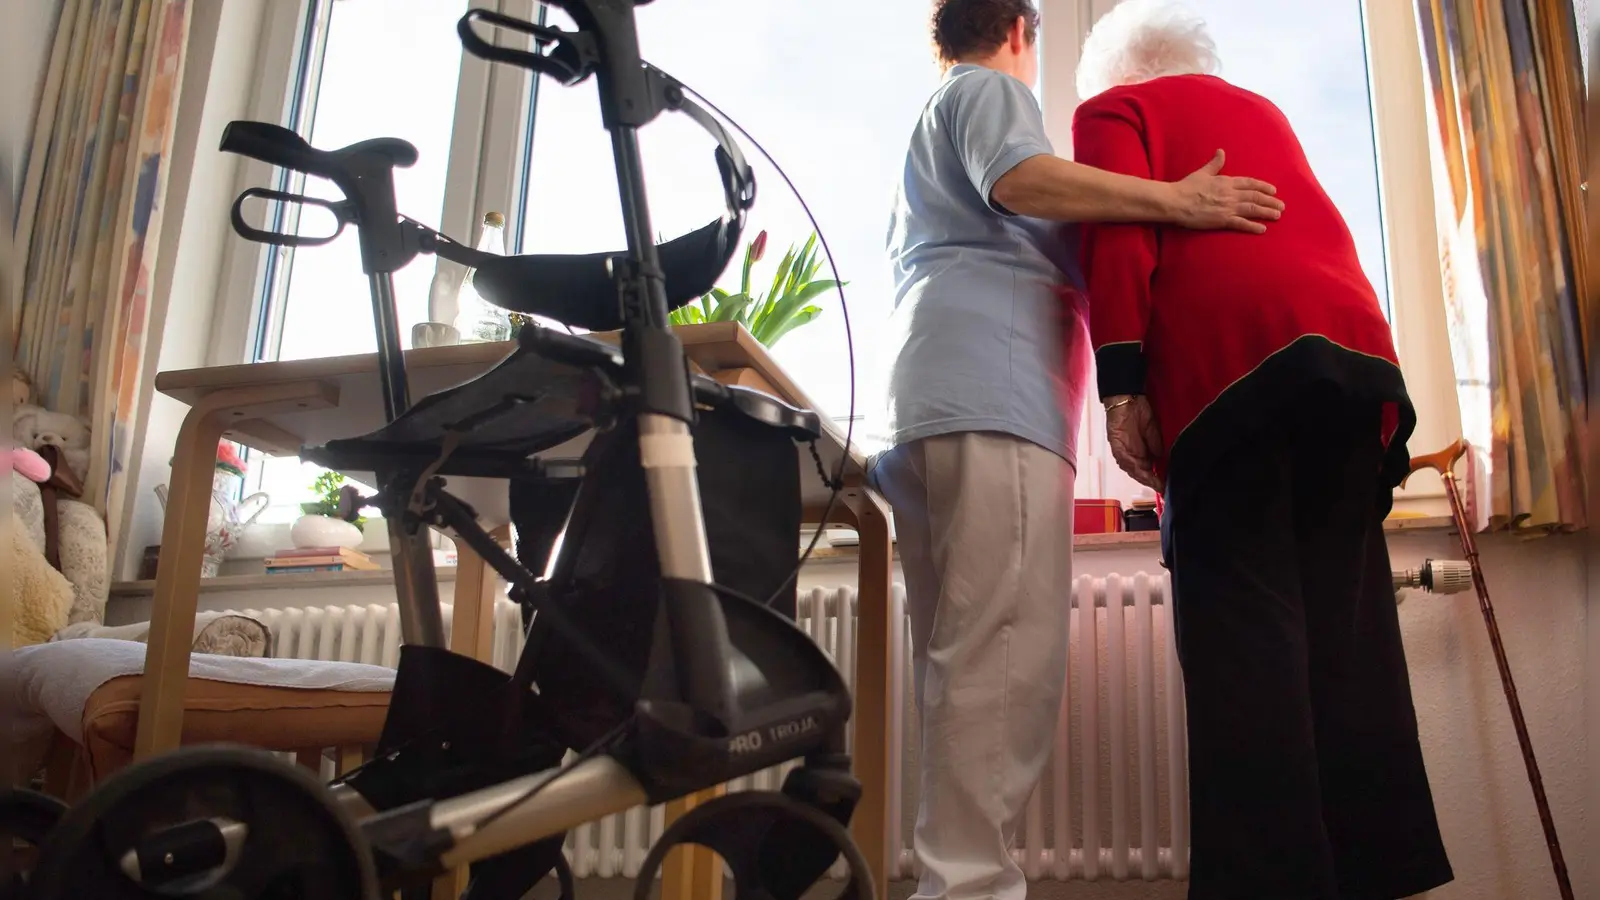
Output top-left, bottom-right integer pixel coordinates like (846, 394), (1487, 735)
(1075, 0), (1220, 101)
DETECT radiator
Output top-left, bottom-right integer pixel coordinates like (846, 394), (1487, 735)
(224, 571), (1188, 883)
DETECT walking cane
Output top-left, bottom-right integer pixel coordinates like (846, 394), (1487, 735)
(1405, 439), (1574, 900)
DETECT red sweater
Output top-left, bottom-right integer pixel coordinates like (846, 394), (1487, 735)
(1071, 74), (1412, 494)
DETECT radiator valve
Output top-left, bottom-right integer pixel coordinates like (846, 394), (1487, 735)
(1392, 559), (1474, 595)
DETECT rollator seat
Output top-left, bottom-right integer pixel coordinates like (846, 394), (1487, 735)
(472, 220), (734, 332)
(301, 325), (823, 478)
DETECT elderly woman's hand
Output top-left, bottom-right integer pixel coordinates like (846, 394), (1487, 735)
(1105, 395), (1165, 492)
(1167, 149), (1284, 234)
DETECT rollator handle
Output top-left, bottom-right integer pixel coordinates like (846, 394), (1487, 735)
(457, 8), (599, 85)
(229, 187), (353, 248)
(219, 121), (417, 275)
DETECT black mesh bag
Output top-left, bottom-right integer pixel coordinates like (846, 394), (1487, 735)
(510, 399), (803, 747)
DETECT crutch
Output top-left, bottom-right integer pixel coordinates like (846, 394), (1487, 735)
(1405, 439), (1574, 900)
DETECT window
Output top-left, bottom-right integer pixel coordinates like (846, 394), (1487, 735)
(217, 0), (1456, 527)
(237, 0), (476, 522)
(227, 0), (951, 520)
(519, 0), (946, 432)
(1183, 0), (1390, 315)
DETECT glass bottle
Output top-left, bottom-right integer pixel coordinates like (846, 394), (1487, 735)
(453, 211), (512, 343)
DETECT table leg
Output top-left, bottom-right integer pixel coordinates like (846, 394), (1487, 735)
(434, 526), (510, 899)
(843, 481), (894, 900)
(133, 382), (338, 759)
(661, 786), (727, 900)
(450, 525), (510, 664)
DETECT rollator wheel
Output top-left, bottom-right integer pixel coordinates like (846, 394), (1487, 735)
(0, 788), (68, 900)
(632, 791), (874, 900)
(27, 745), (379, 900)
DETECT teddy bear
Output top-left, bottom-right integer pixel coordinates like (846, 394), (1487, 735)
(10, 404), (107, 627)
(14, 403), (91, 484)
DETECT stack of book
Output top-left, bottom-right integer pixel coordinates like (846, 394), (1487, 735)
(264, 545), (379, 575)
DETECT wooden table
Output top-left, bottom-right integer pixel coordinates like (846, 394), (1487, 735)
(141, 322), (895, 900)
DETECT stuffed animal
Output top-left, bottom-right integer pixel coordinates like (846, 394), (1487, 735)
(13, 403), (91, 483)
(9, 454), (108, 627)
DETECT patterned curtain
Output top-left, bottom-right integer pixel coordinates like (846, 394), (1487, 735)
(1415, 0), (1589, 532)
(12, 0), (192, 555)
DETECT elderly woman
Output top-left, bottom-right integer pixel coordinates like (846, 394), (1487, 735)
(1072, 2), (1454, 898)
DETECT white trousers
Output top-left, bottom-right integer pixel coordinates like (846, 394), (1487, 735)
(871, 432), (1075, 900)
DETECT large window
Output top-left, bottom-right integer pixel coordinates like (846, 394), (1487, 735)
(1186, 0), (1390, 314)
(223, 0), (1453, 523)
(237, 0), (944, 520)
(241, 0), (475, 521)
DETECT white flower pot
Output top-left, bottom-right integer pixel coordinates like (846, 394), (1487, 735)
(290, 514), (364, 550)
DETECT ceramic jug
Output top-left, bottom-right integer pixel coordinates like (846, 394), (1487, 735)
(154, 471), (270, 577)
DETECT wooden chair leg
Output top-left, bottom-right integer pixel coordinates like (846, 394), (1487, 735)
(843, 481), (894, 900)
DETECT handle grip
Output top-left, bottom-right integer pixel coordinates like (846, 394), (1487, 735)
(230, 187), (351, 248)
(1404, 437), (1470, 484)
(457, 8), (595, 84)
(219, 121), (328, 178)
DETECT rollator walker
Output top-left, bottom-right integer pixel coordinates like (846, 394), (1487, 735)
(16, 4), (872, 899)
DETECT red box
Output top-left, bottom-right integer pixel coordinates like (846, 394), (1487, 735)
(1074, 499), (1125, 534)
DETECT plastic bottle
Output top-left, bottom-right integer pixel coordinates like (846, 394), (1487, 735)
(453, 212), (512, 343)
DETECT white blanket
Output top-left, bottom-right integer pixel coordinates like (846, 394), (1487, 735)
(3, 638), (394, 745)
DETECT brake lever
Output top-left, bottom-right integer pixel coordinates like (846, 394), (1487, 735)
(230, 187), (354, 248)
(457, 8), (598, 85)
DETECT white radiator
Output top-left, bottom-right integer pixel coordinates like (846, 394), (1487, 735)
(225, 571), (1188, 883)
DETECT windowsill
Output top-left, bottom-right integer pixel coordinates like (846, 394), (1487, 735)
(107, 515), (1457, 602)
(110, 566), (459, 598)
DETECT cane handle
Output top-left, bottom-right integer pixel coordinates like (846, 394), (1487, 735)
(1404, 438), (1469, 485)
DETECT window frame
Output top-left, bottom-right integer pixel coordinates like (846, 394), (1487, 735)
(1037, 0), (1459, 510)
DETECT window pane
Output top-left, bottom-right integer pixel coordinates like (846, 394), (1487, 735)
(253, 0), (468, 522)
(274, 0), (468, 363)
(520, 1), (944, 425)
(1184, 0), (1391, 314)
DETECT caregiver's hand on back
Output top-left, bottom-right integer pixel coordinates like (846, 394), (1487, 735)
(1168, 149), (1283, 233)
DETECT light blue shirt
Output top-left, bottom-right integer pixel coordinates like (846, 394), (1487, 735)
(877, 64), (1085, 467)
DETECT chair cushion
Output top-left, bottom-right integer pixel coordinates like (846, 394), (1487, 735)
(6, 638), (393, 746)
(79, 674), (391, 783)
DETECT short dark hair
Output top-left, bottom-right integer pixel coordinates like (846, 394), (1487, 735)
(931, 0), (1039, 68)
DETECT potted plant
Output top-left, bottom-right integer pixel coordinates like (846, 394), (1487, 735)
(291, 470), (367, 550)
(667, 230), (841, 347)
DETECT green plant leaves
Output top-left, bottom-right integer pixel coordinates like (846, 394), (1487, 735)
(665, 231), (841, 348)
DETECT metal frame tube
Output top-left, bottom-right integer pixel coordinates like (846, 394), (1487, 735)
(430, 757), (648, 869)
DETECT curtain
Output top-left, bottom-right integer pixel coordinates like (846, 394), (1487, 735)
(1415, 0), (1589, 532)
(12, 0), (192, 556)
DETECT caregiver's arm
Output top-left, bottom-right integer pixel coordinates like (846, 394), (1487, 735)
(946, 68), (1282, 231)
(994, 149), (1282, 232)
